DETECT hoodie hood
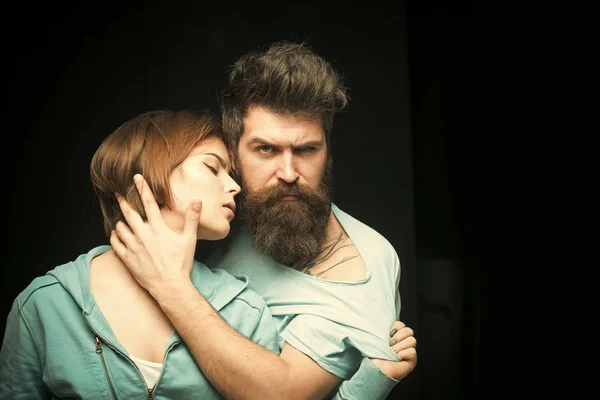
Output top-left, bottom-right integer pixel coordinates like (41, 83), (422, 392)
(46, 245), (105, 313)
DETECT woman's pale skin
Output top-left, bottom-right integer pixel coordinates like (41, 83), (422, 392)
(90, 137), (240, 363)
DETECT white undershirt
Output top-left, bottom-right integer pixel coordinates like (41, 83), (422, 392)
(129, 354), (164, 389)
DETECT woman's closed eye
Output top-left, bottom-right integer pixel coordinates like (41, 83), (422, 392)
(203, 162), (218, 175)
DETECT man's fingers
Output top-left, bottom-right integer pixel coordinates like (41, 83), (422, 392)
(391, 321), (406, 330)
(183, 199), (202, 239)
(389, 326), (414, 346)
(392, 336), (417, 353)
(396, 347), (417, 364)
(115, 192), (147, 235)
(114, 220), (140, 252)
(133, 174), (164, 226)
(110, 228), (128, 259)
(389, 321), (406, 338)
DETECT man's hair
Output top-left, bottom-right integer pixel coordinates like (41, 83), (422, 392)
(90, 109), (223, 236)
(220, 40), (349, 150)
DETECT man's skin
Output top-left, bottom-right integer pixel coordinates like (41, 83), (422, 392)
(111, 107), (417, 399)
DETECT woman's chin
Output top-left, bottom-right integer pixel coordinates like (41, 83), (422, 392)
(197, 225), (230, 241)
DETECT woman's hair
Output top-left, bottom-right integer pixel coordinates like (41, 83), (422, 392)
(90, 109), (223, 236)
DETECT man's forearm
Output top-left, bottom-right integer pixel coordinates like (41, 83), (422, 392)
(151, 282), (293, 400)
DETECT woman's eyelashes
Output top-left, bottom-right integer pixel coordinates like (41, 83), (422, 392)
(203, 162), (218, 175)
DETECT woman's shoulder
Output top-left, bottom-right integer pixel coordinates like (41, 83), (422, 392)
(12, 274), (63, 312)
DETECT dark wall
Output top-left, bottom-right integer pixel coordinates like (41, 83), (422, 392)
(407, 3), (483, 399)
(3, 2), (482, 399)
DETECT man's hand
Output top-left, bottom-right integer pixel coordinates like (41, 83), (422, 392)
(110, 174), (201, 297)
(370, 321), (417, 381)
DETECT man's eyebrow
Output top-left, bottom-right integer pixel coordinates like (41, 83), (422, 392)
(294, 140), (323, 148)
(247, 137), (274, 146)
(247, 137), (323, 148)
(203, 152), (229, 169)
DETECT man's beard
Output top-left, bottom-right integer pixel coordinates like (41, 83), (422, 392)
(239, 159), (333, 267)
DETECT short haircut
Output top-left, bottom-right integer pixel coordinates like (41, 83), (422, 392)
(90, 109), (222, 236)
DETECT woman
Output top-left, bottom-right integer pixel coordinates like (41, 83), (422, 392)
(0, 109), (279, 399)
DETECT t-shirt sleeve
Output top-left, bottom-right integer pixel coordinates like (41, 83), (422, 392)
(329, 358), (400, 400)
(247, 300), (282, 355)
(280, 314), (368, 379)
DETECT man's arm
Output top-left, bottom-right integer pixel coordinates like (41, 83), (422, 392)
(112, 175), (341, 400)
(144, 280), (340, 400)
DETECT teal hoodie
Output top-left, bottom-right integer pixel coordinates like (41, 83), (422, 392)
(0, 245), (280, 399)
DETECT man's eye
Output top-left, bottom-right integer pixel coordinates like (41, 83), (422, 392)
(258, 145), (273, 153)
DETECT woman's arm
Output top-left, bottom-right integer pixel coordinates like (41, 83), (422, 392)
(0, 300), (50, 399)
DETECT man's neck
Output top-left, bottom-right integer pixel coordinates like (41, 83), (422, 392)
(323, 210), (344, 245)
(292, 210), (359, 277)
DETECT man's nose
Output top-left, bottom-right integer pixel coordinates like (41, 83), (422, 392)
(275, 153), (299, 183)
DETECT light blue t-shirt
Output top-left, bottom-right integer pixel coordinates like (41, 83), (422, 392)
(208, 203), (401, 380)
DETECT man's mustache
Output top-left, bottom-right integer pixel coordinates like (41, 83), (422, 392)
(252, 183), (322, 207)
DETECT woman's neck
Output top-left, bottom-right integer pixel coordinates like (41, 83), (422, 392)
(90, 249), (145, 291)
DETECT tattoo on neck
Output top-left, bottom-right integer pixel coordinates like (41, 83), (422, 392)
(294, 232), (358, 277)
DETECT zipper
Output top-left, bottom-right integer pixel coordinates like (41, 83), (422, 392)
(84, 312), (151, 396)
(95, 336), (118, 400)
(147, 339), (181, 398)
(83, 311), (181, 398)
